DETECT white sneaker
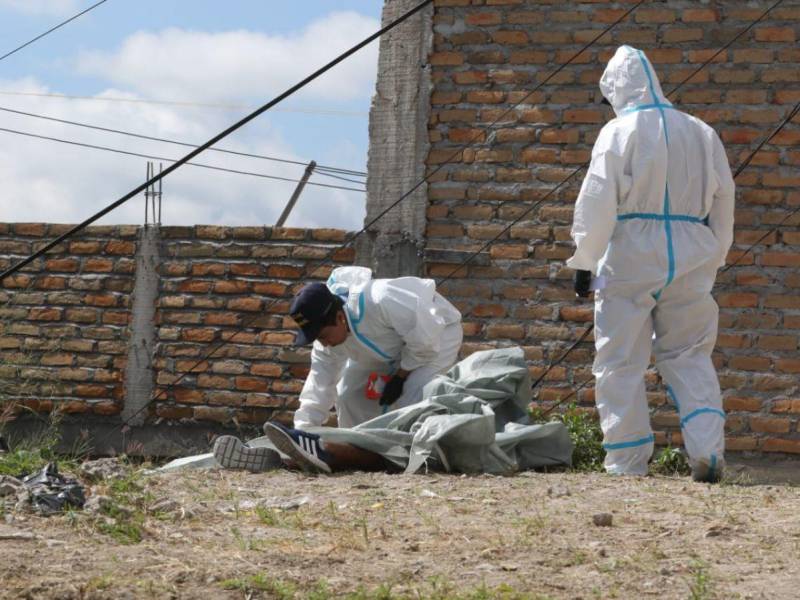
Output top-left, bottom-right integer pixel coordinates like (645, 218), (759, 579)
(212, 435), (282, 473)
(262, 422), (332, 474)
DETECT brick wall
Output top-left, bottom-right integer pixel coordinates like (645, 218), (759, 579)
(424, 0), (800, 455)
(0, 224), (352, 429)
(151, 226), (352, 426)
(0, 223), (136, 417)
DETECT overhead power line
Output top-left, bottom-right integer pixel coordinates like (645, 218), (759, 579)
(86, 0), (643, 449)
(0, 0), (433, 283)
(0, 0), (110, 63)
(0, 90), (369, 118)
(0, 105), (367, 177)
(0, 126), (366, 193)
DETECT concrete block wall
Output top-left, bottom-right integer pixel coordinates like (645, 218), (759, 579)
(423, 0), (800, 454)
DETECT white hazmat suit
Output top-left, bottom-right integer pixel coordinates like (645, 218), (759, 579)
(566, 46), (735, 476)
(294, 266), (463, 429)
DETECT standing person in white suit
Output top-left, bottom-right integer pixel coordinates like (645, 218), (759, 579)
(289, 266), (463, 429)
(566, 46), (735, 482)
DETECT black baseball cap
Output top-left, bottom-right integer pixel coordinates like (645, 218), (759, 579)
(289, 283), (341, 346)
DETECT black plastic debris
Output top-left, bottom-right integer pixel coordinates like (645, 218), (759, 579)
(22, 463), (85, 515)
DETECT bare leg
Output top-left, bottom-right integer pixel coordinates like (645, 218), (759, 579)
(321, 441), (386, 472)
(282, 441), (385, 472)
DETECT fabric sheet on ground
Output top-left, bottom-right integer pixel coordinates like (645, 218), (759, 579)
(158, 347), (573, 475)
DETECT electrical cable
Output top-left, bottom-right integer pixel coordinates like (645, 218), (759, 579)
(86, 0), (645, 451)
(427, 0), (791, 412)
(536, 98), (800, 419)
(0, 105), (366, 176)
(0, 0), (110, 63)
(0, 126), (366, 193)
(0, 0), (433, 283)
(0, 89), (369, 117)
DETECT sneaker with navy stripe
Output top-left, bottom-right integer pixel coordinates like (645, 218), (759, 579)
(262, 422), (332, 474)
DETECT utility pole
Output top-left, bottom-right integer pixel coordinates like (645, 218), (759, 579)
(143, 161), (163, 226)
(275, 160), (316, 227)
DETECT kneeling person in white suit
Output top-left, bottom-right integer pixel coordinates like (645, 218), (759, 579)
(290, 266), (463, 429)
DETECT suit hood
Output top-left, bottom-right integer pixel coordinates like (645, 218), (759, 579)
(599, 45), (671, 116)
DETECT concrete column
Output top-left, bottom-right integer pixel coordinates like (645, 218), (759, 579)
(121, 225), (160, 425)
(355, 0), (434, 278)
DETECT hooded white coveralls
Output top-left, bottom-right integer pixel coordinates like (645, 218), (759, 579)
(294, 266), (463, 429)
(566, 46), (735, 475)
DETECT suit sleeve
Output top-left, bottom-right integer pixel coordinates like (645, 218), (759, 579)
(707, 132), (736, 268)
(293, 342), (346, 428)
(376, 279), (461, 372)
(566, 126), (625, 275)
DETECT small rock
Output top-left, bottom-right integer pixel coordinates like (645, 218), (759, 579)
(260, 495), (311, 511)
(80, 458), (127, 482)
(150, 498), (181, 514)
(0, 525), (36, 541)
(420, 489), (439, 498)
(501, 564), (519, 572)
(84, 494), (114, 514)
(0, 476), (23, 497)
(593, 513), (613, 527)
(547, 486), (571, 498)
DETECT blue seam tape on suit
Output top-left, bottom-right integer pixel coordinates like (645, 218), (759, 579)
(347, 292), (393, 361)
(618, 213), (707, 223)
(603, 433), (655, 450)
(680, 407), (726, 428)
(636, 49), (675, 299)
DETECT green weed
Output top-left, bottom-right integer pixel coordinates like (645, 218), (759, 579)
(220, 574), (296, 598)
(650, 446), (691, 476)
(687, 561), (713, 600)
(532, 404), (604, 472)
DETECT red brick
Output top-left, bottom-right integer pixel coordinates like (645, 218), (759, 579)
(762, 439), (800, 454)
(465, 11), (501, 26)
(486, 323), (525, 340)
(727, 356), (771, 371)
(755, 27), (795, 43)
(757, 335), (797, 351)
(681, 8), (717, 22)
(772, 399), (800, 414)
(193, 406), (231, 423)
(105, 240), (135, 255)
(28, 307), (61, 321)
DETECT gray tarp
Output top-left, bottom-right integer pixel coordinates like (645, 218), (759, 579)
(158, 347), (573, 475)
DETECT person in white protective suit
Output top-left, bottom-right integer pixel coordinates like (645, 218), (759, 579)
(566, 46), (735, 482)
(289, 266), (463, 429)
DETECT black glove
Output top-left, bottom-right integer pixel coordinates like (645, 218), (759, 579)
(379, 373), (407, 407)
(574, 270), (592, 298)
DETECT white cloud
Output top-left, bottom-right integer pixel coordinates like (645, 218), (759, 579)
(0, 78), (366, 230)
(0, 0), (78, 16)
(76, 12), (380, 104)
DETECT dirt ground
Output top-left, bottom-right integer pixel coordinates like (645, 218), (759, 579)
(2, 463), (799, 599)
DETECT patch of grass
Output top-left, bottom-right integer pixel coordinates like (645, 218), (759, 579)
(0, 406), (89, 477)
(220, 574), (296, 598)
(687, 561), (713, 600)
(650, 446), (691, 476)
(84, 574), (114, 591)
(532, 404), (604, 472)
(217, 576), (549, 599)
(93, 466), (150, 545)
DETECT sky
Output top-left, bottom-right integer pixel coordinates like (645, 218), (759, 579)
(0, 0), (382, 229)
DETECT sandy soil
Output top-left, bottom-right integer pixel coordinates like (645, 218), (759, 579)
(2, 466), (799, 599)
